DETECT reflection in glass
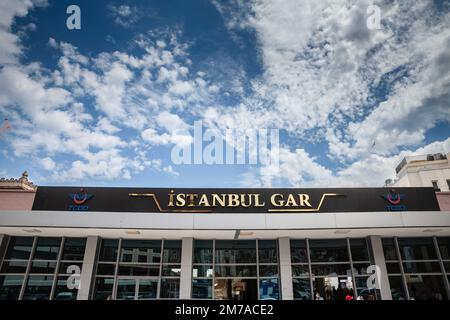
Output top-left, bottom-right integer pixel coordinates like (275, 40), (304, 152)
(406, 275), (447, 300)
(388, 276), (407, 300)
(98, 239), (119, 262)
(0, 260), (28, 273)
(312, 276), (353, 300)
(214, 265), (257, 277)
(311, 264), (351, 276)
(118, 265), (160, 277)
(120, 240), (161, 263)
(292, 265), (309, 277)
(162, 265), (181, 277)
(290, 240), (307, 263)
(386, 262), (401, 274)
(192, 279), (212, 299)
(352, 263), (371, 275)
(355, 277), (378, 300)
(0, 275), (24, 300)
(293, 278), (311, 300)
(214, 279), (257, 300)
(163, 240), (182, 263)
(259, 265), (278, 277)
(398, 238), (437, 261)
(33, 237), (61, 260)
(160, 279), (180, 298)
(61, 238), (86, 261)
(59, 262), (83, 274)
(22, 276), (54, 300)
(96, 263), (116, 276)
(92, 277), (114, 300)
(53, 276), (77, 300)
(137, 279), (158, 299)
(116, 278), (136, 300)
(215, 240), (256, 264)
(5, 237), (33, 260)
(350, 238), (370, 262)
(402, 262), (441, 274)
(192, 265), (213, 278)
(193, 240), (213, 264)
(259, 278), (279, 300)
(382, 238), (398, 261)
(30, 261), (57, 274)
(258, 240), (278, 263)
(309, 239), (349, 262)
(437, 237), (450, 260)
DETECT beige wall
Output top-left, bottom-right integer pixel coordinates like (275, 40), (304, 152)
(0, 190), (35, 211)
(436, 192), (450, 211)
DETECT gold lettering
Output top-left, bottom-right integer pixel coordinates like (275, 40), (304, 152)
(285, 194), (297, 207)
(299, 194), (312, 207)
(253, 194), (265, 207)
(186, 194), (198, 207)
(270, 194), (284, 207)
(168, 190), (175, 207)
(211, 194), (226, 207)
(240, 194), (252, 207)
(228, 194), (240, 207)
(198, 194), (211, 207)
(176, 194), (186, 207)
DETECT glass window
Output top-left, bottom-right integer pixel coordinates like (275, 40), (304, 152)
(53, 276), (77, 300)
(120, 240), (161, 263)
(33, 237), (61, 260)
(311, 264), (351, 277)
(0, 275), (24, 300)
(259, 278), (279, 300)
(290, 240), (307, 263)
(386, 262), (401, 274)
(398, 238), (437, 260)
(118, 265), (160, 277)
(352, 263), (371, 276)
(0, 260), (28, 273)
(116, 278), (136, 300)
(98, 239), (119, 262)
(61, 238), (86, 261)
(192, 265), (213, 278)
(214, 265), (257, 277)
(193, 240), (213, 264)
(259, 265), (278, 277)
(313, 276), (353, 300)
(160, 279), (180, 299)
(30, 261), (57, 274)
(382, 238), (398, 260)
(96, 263), (116, 276)
(22, 276), (54, 300)
(92, 277), (114, 300)
(432, 180), (439, 191)
(192, 279), (212, 299)
(4, 237), (33, 260)
(406, 275), (447, 300)
(309, 239), (349, 262)
(355, 277), (378, 300)
(350, 238), (370, 262)
(388, 276), (407, 300)
(292, 265), (310, 277)
(137, 279), (158, 300)
(58, 262), (83, 274)
(258, 240), (278, 263)
(437, 237), (450, 260)
(162, 265), (181, 277)
(293, 278), (311, 300)
(215, 240), (256, 264)
(163, 240), (182, 263)
(402, 262), (441, 274)
(214, 279), (257, 300)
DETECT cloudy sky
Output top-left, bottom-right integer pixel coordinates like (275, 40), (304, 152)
(0, 0), (449, 188)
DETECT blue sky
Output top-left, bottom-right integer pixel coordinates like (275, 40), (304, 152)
(0, 0), (449, 188)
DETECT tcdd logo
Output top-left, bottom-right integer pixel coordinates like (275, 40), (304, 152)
(382, 189), (406, 211)
(68, 188), (93, 211)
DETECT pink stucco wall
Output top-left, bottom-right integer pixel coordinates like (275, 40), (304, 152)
(0, 190), (35, 211)
(436, 192), (450, 211)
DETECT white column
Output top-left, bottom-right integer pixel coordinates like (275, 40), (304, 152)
(179, 237), (193, 299)
(369, 235), (392, 300)
(77, 236), (100, 300)
(278, 237), (294, 300)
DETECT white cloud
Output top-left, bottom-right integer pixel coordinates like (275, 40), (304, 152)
(40, 157), (55, 171)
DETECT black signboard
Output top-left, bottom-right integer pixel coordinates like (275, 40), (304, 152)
(31, 187), (440, 213)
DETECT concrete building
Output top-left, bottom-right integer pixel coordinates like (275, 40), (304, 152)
(387, 152), (450, 210)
